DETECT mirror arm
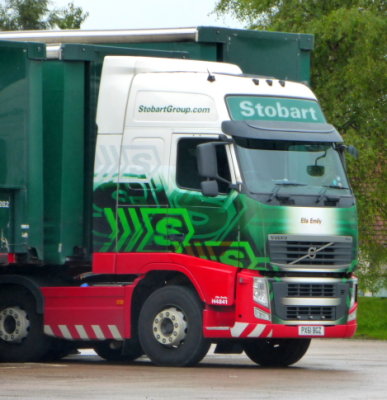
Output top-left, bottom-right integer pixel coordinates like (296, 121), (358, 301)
(335, 143), (359, 159)
(229, 182), (242, 191)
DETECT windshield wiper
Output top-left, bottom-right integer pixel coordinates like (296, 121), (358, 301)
(322, 184), (349, 190)
(272, 179), (307, 186)
(267, 180), (307, 203)
(316, 184), (349, 204)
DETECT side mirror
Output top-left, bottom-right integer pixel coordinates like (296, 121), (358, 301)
(201, 180), (219, 197)
(307, 165), (325, 177)
(196, 140), (232, 196)
(347, 145), (359, 159)
(337, 144), (359, 159)
(197, 142), (218, 178)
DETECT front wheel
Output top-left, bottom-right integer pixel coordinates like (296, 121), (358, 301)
(242, 338), (311, 367)
(138, 285), (210, 366)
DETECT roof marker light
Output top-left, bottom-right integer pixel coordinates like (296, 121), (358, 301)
(266, 79), (273, 86)
(279, 80), (285, 87)
(252, 78), (259, 85)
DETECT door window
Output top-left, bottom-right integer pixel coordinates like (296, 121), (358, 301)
(176, 138), (231, 193)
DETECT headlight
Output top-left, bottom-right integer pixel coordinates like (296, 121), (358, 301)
(253, 277), (270, 308)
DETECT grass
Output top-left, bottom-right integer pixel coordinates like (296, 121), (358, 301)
(355, 297), (387, 340)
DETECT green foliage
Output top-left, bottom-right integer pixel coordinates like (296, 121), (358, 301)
(48, 2), (88, 29)
(355, 297), (387, 340)
(357, 253), (387, 296)
(215, 1), (387, 291)
(0, 0), (88, 30)
(308, 10), (387, 276)
(215, 0), (386, 30)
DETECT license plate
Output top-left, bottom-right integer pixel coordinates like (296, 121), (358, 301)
(298, 326), (325, 336)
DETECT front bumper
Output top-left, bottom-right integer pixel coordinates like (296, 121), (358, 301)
(203, 315), (357, 339)
(203, 269), (358, 340)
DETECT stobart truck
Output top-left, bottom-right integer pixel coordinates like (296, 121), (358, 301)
(0, 28), (358, 366)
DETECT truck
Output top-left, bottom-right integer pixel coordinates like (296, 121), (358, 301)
(0, 27), (358, 366)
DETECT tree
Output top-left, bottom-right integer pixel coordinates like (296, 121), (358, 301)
(0, 0), (88, 30)
(215, 0), (387, 292)
(48, 1), (88, 29)
(357, 251), (387, 296)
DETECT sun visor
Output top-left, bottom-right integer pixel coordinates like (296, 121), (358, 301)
(221, 120), (343, 143)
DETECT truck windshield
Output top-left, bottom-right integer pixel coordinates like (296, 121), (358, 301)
(234, 138), (351, 198)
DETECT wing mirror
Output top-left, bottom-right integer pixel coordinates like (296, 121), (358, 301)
(196, 141), (232, 196)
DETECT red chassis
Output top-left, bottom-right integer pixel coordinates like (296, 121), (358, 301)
(42, 253), (357, 342)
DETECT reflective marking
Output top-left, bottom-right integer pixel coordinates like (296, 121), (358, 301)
(75, 325), (89, 340)
(266, 330), (273, 338)
(59, 325), (72, 340)
(247, 325), (266, 338)
(44, 325), (54, 336)
(92, 325), (105, 340)
(108, 325), (123, 340)
(230, 322), (249, 337)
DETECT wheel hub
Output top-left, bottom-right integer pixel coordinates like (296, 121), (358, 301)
(0, 306), (30, 343)
(152, 307), (187, 347)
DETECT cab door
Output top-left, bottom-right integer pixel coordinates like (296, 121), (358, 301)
(168, 134), (244, 267)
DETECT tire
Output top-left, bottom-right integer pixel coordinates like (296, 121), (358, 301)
(94, 339), (143, 362)
(138, 285), (210, 366)
(0, 288), (53, 362)
(242, 338), (311, 367)
(43, 339), (78, 361)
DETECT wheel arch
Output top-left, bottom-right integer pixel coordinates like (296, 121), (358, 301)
(0, 275), (44, 314)
(131, 255), (238, 306)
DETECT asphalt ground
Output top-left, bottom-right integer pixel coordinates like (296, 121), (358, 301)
(0, 339), (386, 399)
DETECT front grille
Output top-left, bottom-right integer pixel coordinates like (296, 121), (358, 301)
(288, 283), (335, 297)
(286, 306), (334, 320)
(271, 279), (350, 323)
(268, 234), (353, 270)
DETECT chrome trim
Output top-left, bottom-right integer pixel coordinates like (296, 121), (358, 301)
(271, 263), (351, 272)
(269, 234), (353, 243)
(280, 277), (348, 283)
(0, 28), (198, 44)
(284, 320), (341, 326)
(289, 242), (334, 265)
(282, 298), (341, 306)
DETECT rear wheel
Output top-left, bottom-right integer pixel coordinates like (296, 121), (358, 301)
(138, 285), (210, 366)
(94, 339), (143, 362)
(242, 338), (311, 367)
(43, 339), (78, 361)
(0, 288), (53, 362)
